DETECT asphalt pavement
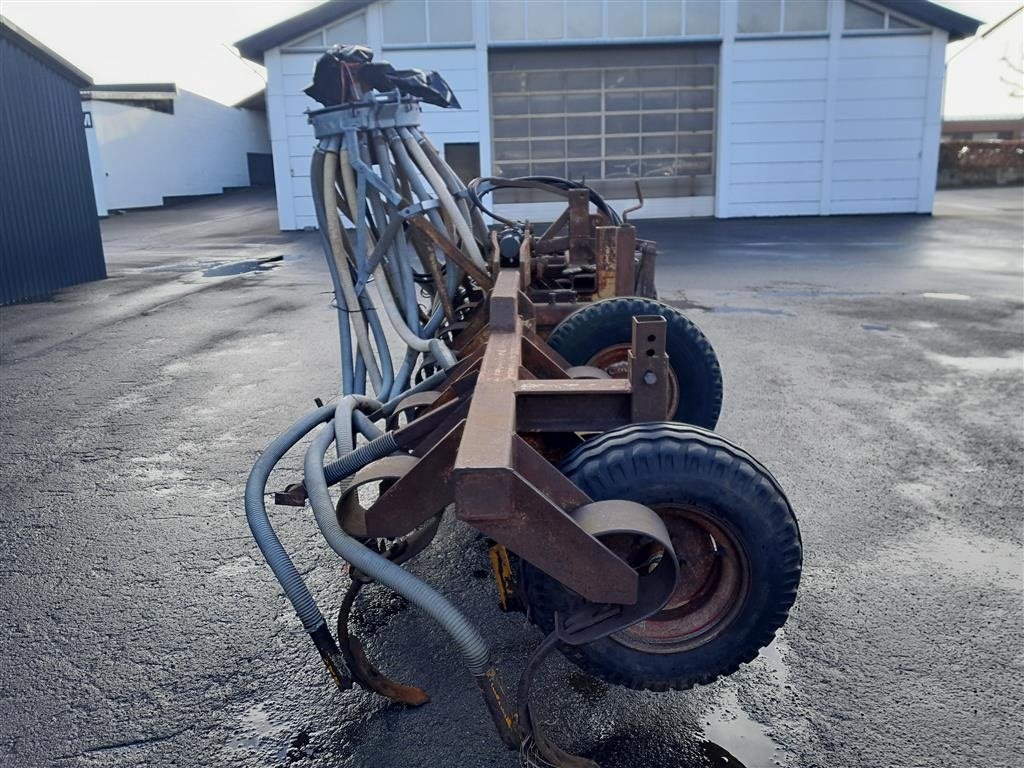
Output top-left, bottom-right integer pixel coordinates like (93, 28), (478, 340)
(1, 186), (1021, 768)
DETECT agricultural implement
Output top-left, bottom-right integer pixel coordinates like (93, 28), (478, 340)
(245, 46), (801, 767)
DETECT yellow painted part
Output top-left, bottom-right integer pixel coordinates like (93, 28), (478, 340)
(485, 666), (517, 729)
(488, 544), (513, 612)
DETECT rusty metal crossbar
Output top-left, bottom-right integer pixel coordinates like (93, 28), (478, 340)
(352, 268), (670, 605)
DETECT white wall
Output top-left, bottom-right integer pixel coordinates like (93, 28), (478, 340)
(82, 108), (108, 216)
(266, 48), (325, 230)
(717, 1), (948, 217)
(85, 91), (270, 211)
(830, 31), (945, 214)
(262, 0), (953, 226)
(718, 36), (830, 217)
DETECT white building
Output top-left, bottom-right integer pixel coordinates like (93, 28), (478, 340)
(235, 0), (979, 230)
(81, 84), (272, 215)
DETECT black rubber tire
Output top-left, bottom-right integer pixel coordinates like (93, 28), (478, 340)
(520, 422), (801, 691)
(547, 297), (723, 429)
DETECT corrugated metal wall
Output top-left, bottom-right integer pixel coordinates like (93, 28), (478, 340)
(1, 36), (105, 304)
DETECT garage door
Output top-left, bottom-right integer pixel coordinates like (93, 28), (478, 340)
(489, 45), (718, 208)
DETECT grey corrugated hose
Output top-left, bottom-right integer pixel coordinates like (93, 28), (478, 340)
(244, 404), (336, 632)
(304, 419), (491, 676)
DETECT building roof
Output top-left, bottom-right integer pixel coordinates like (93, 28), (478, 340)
(82, 83), (177, 102)
(0, 15), (92, 87)
(86, 82), (176, 93)
(234, 0), (982, 62)
(233, 88), (267, 111)
(235, 1), (371, 64)
(879, 1), (980, 42)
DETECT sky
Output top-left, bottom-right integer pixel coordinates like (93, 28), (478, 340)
(3, 0), (1022, 116)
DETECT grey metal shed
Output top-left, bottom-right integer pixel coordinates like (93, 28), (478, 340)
(1, 16), (105, 304)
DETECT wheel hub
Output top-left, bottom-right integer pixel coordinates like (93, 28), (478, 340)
(587, 343), (680, 417)
(612, 504), (749, 653)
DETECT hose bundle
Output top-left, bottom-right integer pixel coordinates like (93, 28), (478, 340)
(248, 51), (626, 692)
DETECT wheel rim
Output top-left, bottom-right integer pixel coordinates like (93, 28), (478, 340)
(611, 504), (750, 653)
(586, 344), (680, 417)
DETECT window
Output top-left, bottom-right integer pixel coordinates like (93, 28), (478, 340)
(844, 1), (884, 29)
(489, 0), (723, 42)
(382, 0), (426, 43)
(844, 1), (924, 31)
(324, 14), (367, 46)
(430, 0), (474, 43)
(737, 0), (828, 35)
(646, 1), (682, 36)
(567, 2), (603, 38)
(608, 2), (644, 38)
(291, 30), (325, 47)
(737, 0), (780, 33)
(528, 0), (563, 40)
(382, 0), (474, 45)
(784, 0), (829, 32)
(444, 143), (480, 184)
(685, 0), (721, 35)
(489, 0), (525, 40)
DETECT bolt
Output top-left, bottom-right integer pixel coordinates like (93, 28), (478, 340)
(643, 371), (657, 385)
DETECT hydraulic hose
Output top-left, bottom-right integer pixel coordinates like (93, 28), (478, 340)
(399, 127), (486, 272)
(304, 422), (491, 676)
(411, 128), (486, 243)
(311, 147), (355, 394)
(336, 146), (398, 397)
(370, 129), (420, 331)
(336, 193), (457, 375)
(323, 147), (384, 394)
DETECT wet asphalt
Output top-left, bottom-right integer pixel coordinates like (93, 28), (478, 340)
(1, 187), (1021, 768)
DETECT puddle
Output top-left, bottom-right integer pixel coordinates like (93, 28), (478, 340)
(758, 288), (879, 299)
(703, 687), (786, 768)
(757, 634), (790, 687)
(926, 351), (1023, 372)
(921, 292), (971, 301)
(710, 307), (794, 317)
(861, 323), (890, 332)
(585, 684), (787, 767)
(141, 255), (284, 277)
(202, 255), (283, 277)
(911, 321), (938, 329)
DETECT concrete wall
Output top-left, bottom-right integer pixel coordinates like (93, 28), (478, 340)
(85, 90), (271, 211)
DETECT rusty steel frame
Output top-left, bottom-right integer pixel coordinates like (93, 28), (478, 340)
(353, 267), (670, 605)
